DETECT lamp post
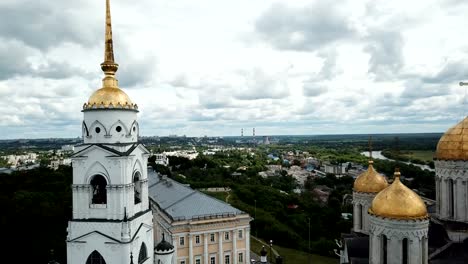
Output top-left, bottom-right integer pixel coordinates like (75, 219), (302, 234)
(269, 240), (273, 263)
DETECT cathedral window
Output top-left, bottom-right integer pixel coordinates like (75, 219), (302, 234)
(449, 179), (454, 218)
(138, 243), (148, 263)
(402, 238), (408, 264)
(134, 171), (142, 204)
(90, 175), (107, 204)
(116, 126), (122, 132)
(86, 250), (106, 264)
(382, 235), (387, 264)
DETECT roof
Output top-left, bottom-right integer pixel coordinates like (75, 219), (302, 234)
(148, 170), (246, 221)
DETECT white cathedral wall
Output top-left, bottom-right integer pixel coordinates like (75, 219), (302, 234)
(369, 215), (429, 264)
(83, 110), (138, 144)
(72, 146), (149, 220)
(435, 160), (468, 223)
(352, 191), (375, 234)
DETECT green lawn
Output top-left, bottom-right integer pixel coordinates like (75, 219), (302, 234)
(201, 191), (229, 202)
(250, 236), (338, 264)
(402, 150), (434, 162)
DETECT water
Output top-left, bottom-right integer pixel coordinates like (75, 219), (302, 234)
(360, 151), (434, 172)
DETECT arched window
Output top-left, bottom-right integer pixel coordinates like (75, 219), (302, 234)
(86, 250), (106, 264)
(358, 204), (363, 230)
(138, 243), (148, 263)
(134, 172), (142, 204)
(449, 179), (454, 218)
(90, 175), (107, 204)
(402, 238), (408, 264)
(382, 235), (387, 264)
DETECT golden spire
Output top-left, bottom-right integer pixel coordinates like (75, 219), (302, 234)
(368, 135), (373, 160)
(101, 0), (119, 79)
(83, 0), (138, 111)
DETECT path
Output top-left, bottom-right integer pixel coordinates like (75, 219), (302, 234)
(251, 236), (280, 258)
(225, 191), (231, 203)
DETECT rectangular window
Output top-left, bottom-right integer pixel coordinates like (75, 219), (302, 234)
(195, 235), (200, 244)
(238, 230), (243, 239)
(224, 231), (230, 241)
(210, 257), (216, 264)
(181, 261), (186, 264)
(180, 236), (185, 246)
(224, 255), (230, 264)
(210, 233), (215, 242)
(238, 253), (243, 263)
(196, 259), (201, 264)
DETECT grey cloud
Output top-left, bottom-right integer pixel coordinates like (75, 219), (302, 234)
(234, 68), (289, 100)
(422, 61), (468, 84)
(303, 83), (328, 97)
(365, 30), (404, 80)
(0, 0), (100, 51)
(255, 2), (354, 51)
(0, 39), (36, 80)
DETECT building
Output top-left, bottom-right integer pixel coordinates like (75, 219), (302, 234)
(339, 118), (468, 263)
(154, 153), (170, 166)
(66, 1), (153, 263)
(149, 171), (252, 264)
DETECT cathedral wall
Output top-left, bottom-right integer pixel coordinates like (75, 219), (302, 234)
(83, 110), (138, 144)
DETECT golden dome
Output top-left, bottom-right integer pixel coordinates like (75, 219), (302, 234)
(369, 170), (428, 220)
(353, 161), (388, 193)
(84, 86), (137, 110)
(435, 117), (468, 160)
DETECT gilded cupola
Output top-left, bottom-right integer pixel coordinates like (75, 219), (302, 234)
(369, 169), (428, 220)
(83, 0), (138, 111)
(435, 117), (468, 160)
(353, 160), (388, 193)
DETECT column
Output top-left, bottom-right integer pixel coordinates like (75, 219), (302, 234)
(369, 234), (380, 264)
(362, 204), (368, 233)
(409, 238), (421, 264)
(457, 179), (465, 221)
(189, 234), (193, 264)
(388, 238), (402, 264)
(353, 203), (360, 232)
(246, 228), (250, 264)
(233, 229), (237, 264)
(219, 232), (223, 264)
(173, 235), (178, 264)
(204, 233), (208, 264)
(444, 179), (450, 218)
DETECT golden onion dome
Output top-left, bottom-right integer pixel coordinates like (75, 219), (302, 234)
(369, 170), (428, 220)
(353, 160), (388, 193)
(435, 117), (468, 160)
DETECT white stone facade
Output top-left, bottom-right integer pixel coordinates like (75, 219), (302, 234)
(67, 106), (153, 264)
(352, 191), (375, 234)
(369, 215), (429, 264)
(435, 160), (468, 223)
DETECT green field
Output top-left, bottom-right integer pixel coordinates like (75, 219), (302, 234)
(402, 150), (434, 162)
(250, 236), (338, 264)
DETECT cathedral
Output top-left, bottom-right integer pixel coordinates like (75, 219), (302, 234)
(66, 1), (251, 264)
(340, 121), (468, 263)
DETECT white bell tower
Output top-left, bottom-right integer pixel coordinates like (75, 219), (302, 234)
(66, 1), (153, 264)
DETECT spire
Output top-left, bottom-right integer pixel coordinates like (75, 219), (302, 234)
(368, 135), (373, 161)
(101, 0), (119, 78)
(394, 167), (401, 180)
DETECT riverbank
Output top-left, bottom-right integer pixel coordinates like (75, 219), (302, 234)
(361, 151), (434, 172)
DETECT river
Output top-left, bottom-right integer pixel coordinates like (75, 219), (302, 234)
(360, 151), (434, 172)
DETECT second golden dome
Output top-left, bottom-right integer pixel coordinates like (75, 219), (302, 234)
(353, 160), (388, 193)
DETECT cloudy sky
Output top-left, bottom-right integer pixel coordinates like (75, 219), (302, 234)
(1, 0), (468, 139)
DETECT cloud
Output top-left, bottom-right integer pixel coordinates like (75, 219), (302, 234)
(255, 2), (355, 51)
(364, 30), (404, 80)
(234, 68), (290, 100)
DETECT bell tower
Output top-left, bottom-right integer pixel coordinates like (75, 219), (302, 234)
(66, 1), (154, 264)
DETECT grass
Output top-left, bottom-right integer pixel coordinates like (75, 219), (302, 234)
(401, 150), (434, 162)
(201, 191), (229, 202)
(250, 236), (338, 264)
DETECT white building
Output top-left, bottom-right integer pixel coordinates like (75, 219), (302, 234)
(149, 171), (251, 264)
(66, 1), (153, 264)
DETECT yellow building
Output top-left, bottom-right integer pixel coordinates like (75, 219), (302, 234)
(149, 170), (252, 264)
